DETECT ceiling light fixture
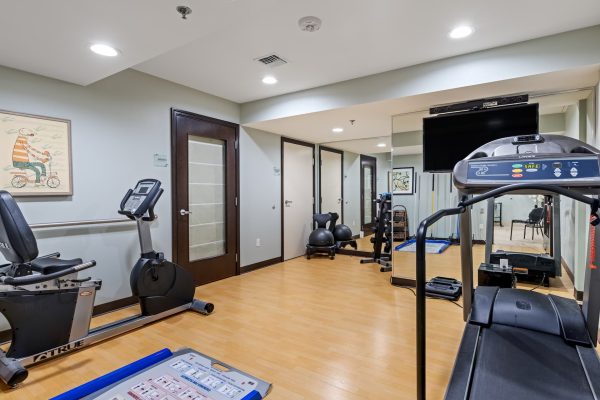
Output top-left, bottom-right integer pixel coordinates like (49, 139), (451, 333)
(90, 43), (119, 57)
(449, 25), (474, 39)
(377, 143), (387, 148)
(332, 128), (344, 133)
(262, 76), (278, 85)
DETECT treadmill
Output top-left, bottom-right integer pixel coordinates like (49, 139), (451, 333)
(415, 134), (600, 400)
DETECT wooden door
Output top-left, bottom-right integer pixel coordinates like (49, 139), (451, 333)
(172, 109), (238, 284)
(282, 138), (315, 260)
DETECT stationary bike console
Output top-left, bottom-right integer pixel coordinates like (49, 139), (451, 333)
(119, 179), (163, 220)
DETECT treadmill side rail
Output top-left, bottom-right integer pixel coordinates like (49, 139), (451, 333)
(444, 324), (480, 400)
(469, 286), (498, 326)
(577, 346), (600, 399)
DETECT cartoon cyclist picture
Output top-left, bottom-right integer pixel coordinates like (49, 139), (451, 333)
(11, 128), (60, 189)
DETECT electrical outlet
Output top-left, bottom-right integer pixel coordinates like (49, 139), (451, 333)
(256, 238), (261, 247)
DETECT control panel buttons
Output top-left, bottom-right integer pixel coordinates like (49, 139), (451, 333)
(512, 174), (523, 178)
(571, 167), (578, 177)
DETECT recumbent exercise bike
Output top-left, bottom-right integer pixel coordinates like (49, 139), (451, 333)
(0, 179), (213, 387)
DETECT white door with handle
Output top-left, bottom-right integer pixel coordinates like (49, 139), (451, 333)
(320, 149), (343, 218)
(283, 140), (314, 260)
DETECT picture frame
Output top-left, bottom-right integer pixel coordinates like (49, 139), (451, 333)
(0, 109), (73, 196)
(391, 167), (414, 195)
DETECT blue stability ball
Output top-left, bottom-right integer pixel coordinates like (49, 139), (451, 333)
(333, 224), (353, 241)
(309, 228), (335, 246)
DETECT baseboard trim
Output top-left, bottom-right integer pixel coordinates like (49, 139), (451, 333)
(337, 248), (372, 257)
(391, 276), (416, 288)
(241, 257), (281, 274)
(93, 296), (138, 316)
(561, 257), (574, 283)
(560, 257), (583, 300)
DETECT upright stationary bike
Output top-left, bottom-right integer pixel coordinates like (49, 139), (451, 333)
(0, 179), (213, 387)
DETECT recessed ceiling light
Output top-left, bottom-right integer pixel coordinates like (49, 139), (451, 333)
(332, 127), (344, 133)
(262, 76), (278, 85)
(90, 43), (119, 57)
(449, 25), (474, 39)
(377, 143), (387, 148)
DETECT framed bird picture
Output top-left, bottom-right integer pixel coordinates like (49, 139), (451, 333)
(0, 109), (72, 196)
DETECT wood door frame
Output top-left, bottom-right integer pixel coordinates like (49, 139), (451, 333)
(318, 146), (344, 223)
(360, 154), (377, 233)
(170, 108), (240, 278)
(281, 137), (316, 261)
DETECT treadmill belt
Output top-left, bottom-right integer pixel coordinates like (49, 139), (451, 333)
(469, 324), (594, 400)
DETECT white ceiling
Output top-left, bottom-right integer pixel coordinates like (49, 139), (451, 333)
(1, 1), (599, 103)
(246, 67), (599, 143)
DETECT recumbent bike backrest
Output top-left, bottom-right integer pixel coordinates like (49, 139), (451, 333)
(0, 191), (38, 264)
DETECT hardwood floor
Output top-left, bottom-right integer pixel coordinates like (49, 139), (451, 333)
(0, 249), (588, 399)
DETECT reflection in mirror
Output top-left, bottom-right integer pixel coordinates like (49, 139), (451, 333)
(390, 88), (593, 291)
(319, 136), (391, 255)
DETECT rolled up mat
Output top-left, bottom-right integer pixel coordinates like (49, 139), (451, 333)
(51, 348), (173, 400)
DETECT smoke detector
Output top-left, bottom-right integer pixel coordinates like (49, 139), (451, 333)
(298, 16), (322, 32)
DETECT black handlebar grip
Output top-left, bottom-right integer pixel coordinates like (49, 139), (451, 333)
(119, 189), (133, 211)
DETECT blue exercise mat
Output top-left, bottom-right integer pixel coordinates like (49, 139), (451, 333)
(394, 239), (451, 254)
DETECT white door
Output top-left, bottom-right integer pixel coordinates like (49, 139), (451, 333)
(320, 149), (343, 218)
(283, 140), (314, 260)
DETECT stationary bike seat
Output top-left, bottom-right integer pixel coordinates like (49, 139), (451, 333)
(30, 257), (83, 274)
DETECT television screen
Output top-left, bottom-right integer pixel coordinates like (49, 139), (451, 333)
(422, 103), (539, 172)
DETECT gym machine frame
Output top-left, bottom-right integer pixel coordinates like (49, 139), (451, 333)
(415, 183), (600, 400)
(0, 180), (214, 387)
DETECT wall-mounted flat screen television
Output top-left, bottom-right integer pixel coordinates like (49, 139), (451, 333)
(422, 103), (539, 172)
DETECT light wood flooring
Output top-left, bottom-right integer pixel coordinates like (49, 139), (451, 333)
(0, 246), (591, 399)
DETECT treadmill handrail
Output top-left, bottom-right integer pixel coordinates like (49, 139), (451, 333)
(415, 183), (599, 400)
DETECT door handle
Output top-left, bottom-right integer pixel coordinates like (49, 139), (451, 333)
(180, 209), (192, 216)
(284, 200), (293, 207)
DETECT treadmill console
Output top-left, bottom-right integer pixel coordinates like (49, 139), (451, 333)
(454, 135), (600, 193)
(119, 179), (162, 218)
(467, 156), (600, 182)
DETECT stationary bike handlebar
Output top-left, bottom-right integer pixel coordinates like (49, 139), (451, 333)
(0, 261), (96, 286)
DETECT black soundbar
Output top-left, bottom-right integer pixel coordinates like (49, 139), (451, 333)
(430, 94), (529, 115)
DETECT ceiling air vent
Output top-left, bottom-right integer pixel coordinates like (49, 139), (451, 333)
(255, 54), (288, 68)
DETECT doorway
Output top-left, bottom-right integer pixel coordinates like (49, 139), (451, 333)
(171, 109), (239, 285)
(360, 154), (377, 233)
(319, 146), (343, 220)
(282, 138), (315, 260)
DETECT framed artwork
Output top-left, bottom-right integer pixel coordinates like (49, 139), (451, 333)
(391, 167), (414, 195)
(0, 110), (72, 196)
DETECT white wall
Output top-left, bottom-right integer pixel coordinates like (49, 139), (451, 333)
(0, 66), (240, 316)
(239, 127), (281, 266)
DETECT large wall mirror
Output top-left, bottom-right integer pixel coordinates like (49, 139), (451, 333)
(390, 87), (596, 289)
(318, 136), (391, 255)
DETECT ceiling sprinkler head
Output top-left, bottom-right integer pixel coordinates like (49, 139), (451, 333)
(350, 120), (356, 126)
(176, 6), (192, 20)
(298, 16), (322, 32)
